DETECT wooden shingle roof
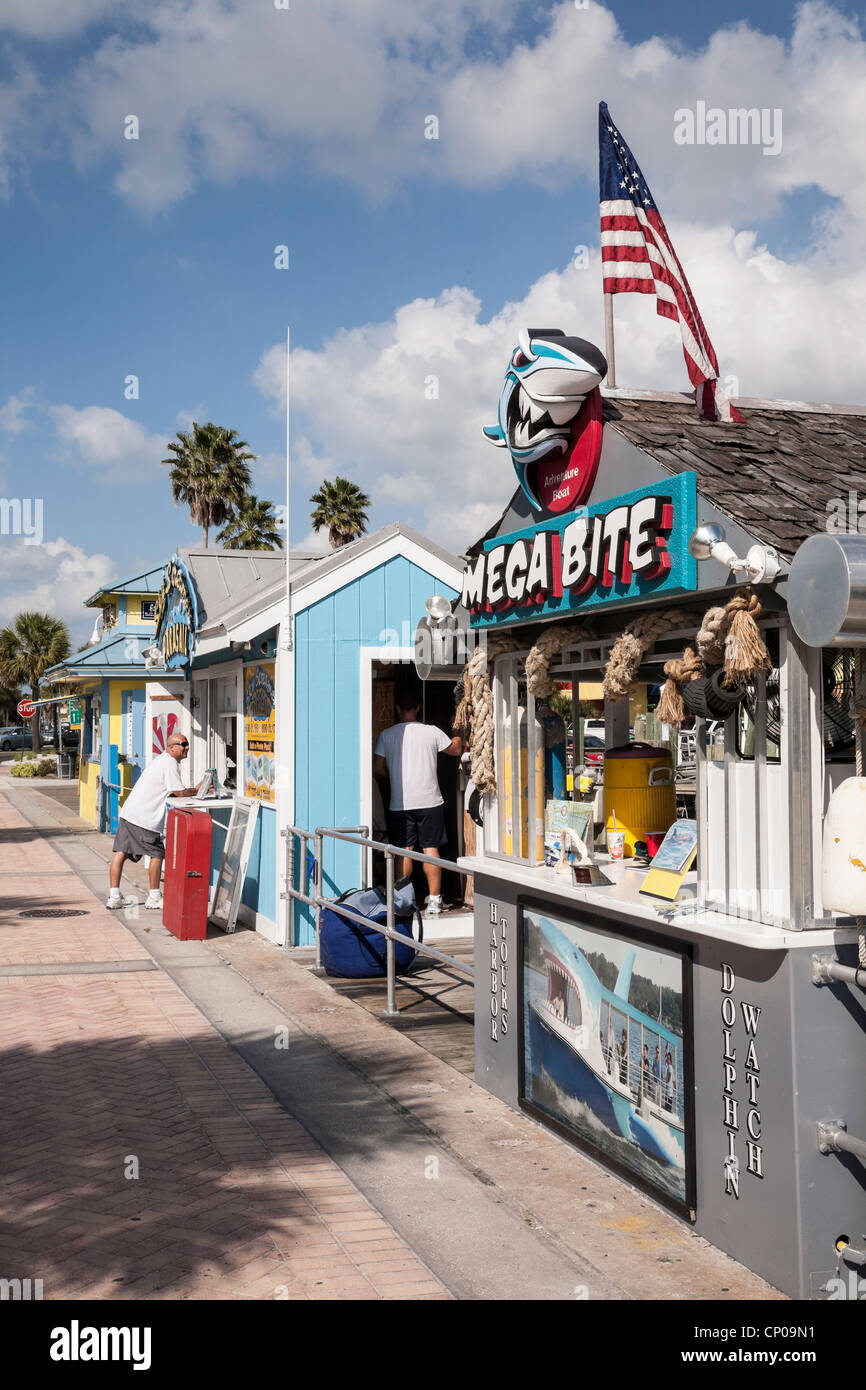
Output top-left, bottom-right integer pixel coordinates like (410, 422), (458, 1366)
(603, 396), (866, 559)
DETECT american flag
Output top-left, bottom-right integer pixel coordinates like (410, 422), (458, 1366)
(599, 100), (742, 423)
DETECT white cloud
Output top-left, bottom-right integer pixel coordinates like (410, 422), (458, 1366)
(49, 404), (167, 483)
(13, 1), (855, 224)
(0, 59), (42, 201)
(0, 388), (36, 434)
(0, 536), (114, 639)
(254, 212), (866, 552)
(0, 1), (121, 39)
(174, 404), (207, 431)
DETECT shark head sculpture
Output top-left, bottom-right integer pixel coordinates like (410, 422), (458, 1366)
(483, 329), (608, 513)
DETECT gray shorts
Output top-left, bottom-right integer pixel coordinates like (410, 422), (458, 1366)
(113, 818), (165, 862)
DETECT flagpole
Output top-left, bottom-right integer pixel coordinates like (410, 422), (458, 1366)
(284, 324), (292, 652)
(604, 293), (617, 389)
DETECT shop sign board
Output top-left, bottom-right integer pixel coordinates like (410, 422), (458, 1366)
(243, 662), (276, 803)
(463, 474), (697, 629)
(68, 698), (82, 728)
(521, 899), (695, 1217)
(154, 556), (198, 671)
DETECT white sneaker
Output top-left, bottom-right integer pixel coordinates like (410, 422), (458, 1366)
(425, 895), (443, 916)
(144, 891), (163, 911)
(106, 893), (138, 910)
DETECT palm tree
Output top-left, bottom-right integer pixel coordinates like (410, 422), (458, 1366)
(0, 680), (22, 724)
(0, 612), (70, 753)
(217, 495), (283, 551)
(310, 477), (371, 549)
(163, 422), (256, 547)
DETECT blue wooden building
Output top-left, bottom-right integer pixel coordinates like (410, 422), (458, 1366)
(144, 526), (461, 946)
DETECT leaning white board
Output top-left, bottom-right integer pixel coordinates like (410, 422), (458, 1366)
(209, 800), (260, 934)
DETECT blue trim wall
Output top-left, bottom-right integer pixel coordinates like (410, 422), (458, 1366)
(293, 554), (457, 945)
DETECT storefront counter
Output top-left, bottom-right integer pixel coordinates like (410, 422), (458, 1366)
(463, 852), (865, 1300)
(458, 854), (853, 953)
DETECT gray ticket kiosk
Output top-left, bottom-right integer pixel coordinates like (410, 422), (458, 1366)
(431, 389), (866, 1301)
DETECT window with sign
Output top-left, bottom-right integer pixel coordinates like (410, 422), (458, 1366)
(194, 669), (241, 793)
(91, 694), (102, 762)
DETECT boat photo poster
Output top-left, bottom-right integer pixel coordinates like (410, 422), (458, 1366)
(520, 904), (694, 1212)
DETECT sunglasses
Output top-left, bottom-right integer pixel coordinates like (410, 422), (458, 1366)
(170, 741), (189, 749)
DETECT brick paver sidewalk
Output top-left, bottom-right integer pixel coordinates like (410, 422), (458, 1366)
(0, 794), (449, 1300)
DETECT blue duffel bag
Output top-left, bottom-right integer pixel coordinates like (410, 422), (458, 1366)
(319, 882), (423, 979)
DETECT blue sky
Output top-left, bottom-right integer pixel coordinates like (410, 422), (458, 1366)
(0, 0), (863, 642)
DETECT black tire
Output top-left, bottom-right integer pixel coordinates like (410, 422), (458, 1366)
(1, 741), (10, 751)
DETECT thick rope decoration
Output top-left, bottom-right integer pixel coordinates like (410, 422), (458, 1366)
(458, 634), (520, 796)
(696, 605), (727, 665)
(525, 620), (597, 699)
(722, 589), (772, 686)
(602, 607), (697, 703)
(655, 645), (703, 726)
(644, 592), (773, 726)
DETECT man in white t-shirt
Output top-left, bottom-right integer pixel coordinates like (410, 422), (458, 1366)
(373, 689), (462, 915)
(106, 732), (203, 911)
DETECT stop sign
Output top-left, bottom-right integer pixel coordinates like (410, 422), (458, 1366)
(17, 699), (36, 721)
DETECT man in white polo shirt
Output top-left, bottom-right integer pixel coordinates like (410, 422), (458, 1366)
(106, 731), (203, 910)
(373, 686), (462, 915)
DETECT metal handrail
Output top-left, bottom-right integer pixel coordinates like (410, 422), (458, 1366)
(282, 823), (474, 1017)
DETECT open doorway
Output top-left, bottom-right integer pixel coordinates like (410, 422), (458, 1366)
(368, 661), (465, 914)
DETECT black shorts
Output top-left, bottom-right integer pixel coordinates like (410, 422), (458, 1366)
(113, 819), (165, 862)
(386, 805), (447, 850)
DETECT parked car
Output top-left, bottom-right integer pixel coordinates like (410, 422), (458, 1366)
(581, 735), (606, 767)
(0, 725), (31, 751)
(44, 725), (80, 749)
(583, 719), (606, 740)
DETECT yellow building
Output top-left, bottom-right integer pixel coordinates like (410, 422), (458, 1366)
(47, 565), (164, 829)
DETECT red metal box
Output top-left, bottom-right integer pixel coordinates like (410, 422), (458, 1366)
(163, 808), (213, 941)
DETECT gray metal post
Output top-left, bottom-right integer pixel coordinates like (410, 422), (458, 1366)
(508, 662), (522, 860)
(786, 628), (816, 929)
(314, 830), (323, 970)
(603, 293), (617, 389)
(526, 685), (539, 865)
(359, 827), (369, 890)
(753, 669), (767, 921)
(286, 829), (295, 948)
(384, 851), (397, 1017)
(298, 831), (308, 945)
(696, 718), (708, 903)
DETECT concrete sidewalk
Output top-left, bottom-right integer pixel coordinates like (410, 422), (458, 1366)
(0, 791), (449, 1300)
(0, 781), (784, 1301)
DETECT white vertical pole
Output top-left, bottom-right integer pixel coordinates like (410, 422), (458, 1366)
(604, 293), (617, 389)
(285, 324), (292, 651)
(278, 325), (296, 947)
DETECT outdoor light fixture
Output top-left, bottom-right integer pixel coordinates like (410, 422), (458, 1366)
(425, 594), (457, 627)
(141, 642), (166, 671)
(688, 523), (781, 584)
(87, 612), (103, 646)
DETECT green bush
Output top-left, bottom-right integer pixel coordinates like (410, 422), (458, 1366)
(10, 756), (56, 778)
